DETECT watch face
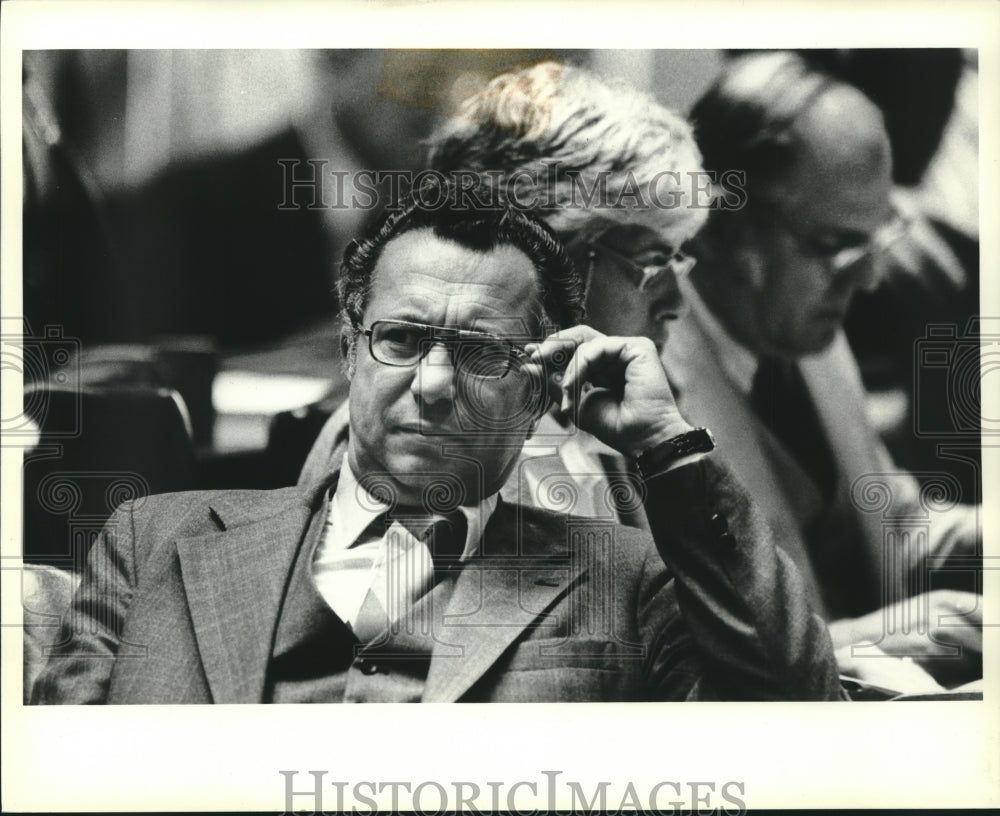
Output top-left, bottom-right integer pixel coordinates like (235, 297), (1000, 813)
(637, 427), (716, 479)
(690, 427), (715, 452)
(673, 428), (715, 456)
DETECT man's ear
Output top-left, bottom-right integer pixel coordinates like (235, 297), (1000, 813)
(734, 243), (768, 290)
(710, 213), (768, 291)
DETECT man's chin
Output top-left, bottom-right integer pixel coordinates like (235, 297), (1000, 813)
(368, 455), (484, 509)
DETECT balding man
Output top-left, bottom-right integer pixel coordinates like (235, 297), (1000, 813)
(670, 52), (981, 694)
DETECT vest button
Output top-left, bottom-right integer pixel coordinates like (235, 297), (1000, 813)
(709, 513), (729, 535)
(357, 658), (380, 675)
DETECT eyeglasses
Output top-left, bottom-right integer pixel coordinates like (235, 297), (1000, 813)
(364, 319), (532, 381)
(769, 203), (912, 277)
(587, 240), (696, 293)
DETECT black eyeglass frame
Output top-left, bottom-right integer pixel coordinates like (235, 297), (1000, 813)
(363, 318), (534, 381)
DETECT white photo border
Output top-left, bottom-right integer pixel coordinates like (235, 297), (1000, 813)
(2, 0), (998, 811)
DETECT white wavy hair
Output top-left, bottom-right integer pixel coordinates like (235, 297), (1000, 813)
(428, 61), (709, 250)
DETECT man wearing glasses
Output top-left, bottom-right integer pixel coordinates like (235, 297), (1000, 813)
(668, 52), (981, 695)
(32, 181), (840, 703)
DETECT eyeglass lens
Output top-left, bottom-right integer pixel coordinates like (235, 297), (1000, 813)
(369, 321), (517, 379)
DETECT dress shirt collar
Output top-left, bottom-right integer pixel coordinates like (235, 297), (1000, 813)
(329, 454), (499, 560)
(683, 277), (760, 396)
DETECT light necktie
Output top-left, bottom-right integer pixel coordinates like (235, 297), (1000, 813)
(351, 512), (467, 644)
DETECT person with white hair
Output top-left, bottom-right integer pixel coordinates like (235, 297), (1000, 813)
(669, 51), (982, 695)
(430, 60), (710, 351)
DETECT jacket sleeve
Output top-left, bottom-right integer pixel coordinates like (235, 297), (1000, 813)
(29, 501), (140, 704)
(640, 455), (843, 701)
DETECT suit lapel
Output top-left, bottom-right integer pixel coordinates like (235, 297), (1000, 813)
(423, 502), (585, 702)
(799, 330), (892, 589)
(171, 475), (586, 703)
(175, 478), (334, 703)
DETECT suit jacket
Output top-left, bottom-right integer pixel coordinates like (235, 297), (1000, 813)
(662, 290), (979, 619)
(31, 460), (839, 703)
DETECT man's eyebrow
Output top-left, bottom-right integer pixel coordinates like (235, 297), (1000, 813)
(796, 218), (867, 245)
(634, 243), (677, 258)
(373, 313), (428, 326)
(465, 317), (540, 339)
(604, 235), (675, 258)
(372, 317), (505, 340)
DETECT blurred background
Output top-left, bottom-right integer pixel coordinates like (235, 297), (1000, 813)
(19, 48), (981, 568)
(24, 50), (724, 192)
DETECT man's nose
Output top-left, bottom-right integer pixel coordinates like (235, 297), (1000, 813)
(645, 267), (681, 298)
(410, 343), (456, 404)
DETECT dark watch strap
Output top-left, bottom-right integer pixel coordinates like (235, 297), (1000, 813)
(635, 427), (716, 480)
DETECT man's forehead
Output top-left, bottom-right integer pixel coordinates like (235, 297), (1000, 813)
(793, 85), (890, 172)
(368, 228), (545, 332)
(595, 222), (674, 251)
(748, 135), (889, 241)
(581, 215), (686, 253)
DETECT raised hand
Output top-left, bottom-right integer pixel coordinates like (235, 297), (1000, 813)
(525, 325), (693, 458)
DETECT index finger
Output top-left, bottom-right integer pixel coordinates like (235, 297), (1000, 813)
(522, 326), (603, 414)
(525, 325), (603, 367)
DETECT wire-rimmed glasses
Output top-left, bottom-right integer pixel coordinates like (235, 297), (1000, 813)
(587, 240), (697, 293)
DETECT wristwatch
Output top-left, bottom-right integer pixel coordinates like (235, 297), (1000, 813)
(635, 427), (716, 480)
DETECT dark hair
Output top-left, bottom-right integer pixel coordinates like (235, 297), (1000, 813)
(338, 175), (585, 357)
